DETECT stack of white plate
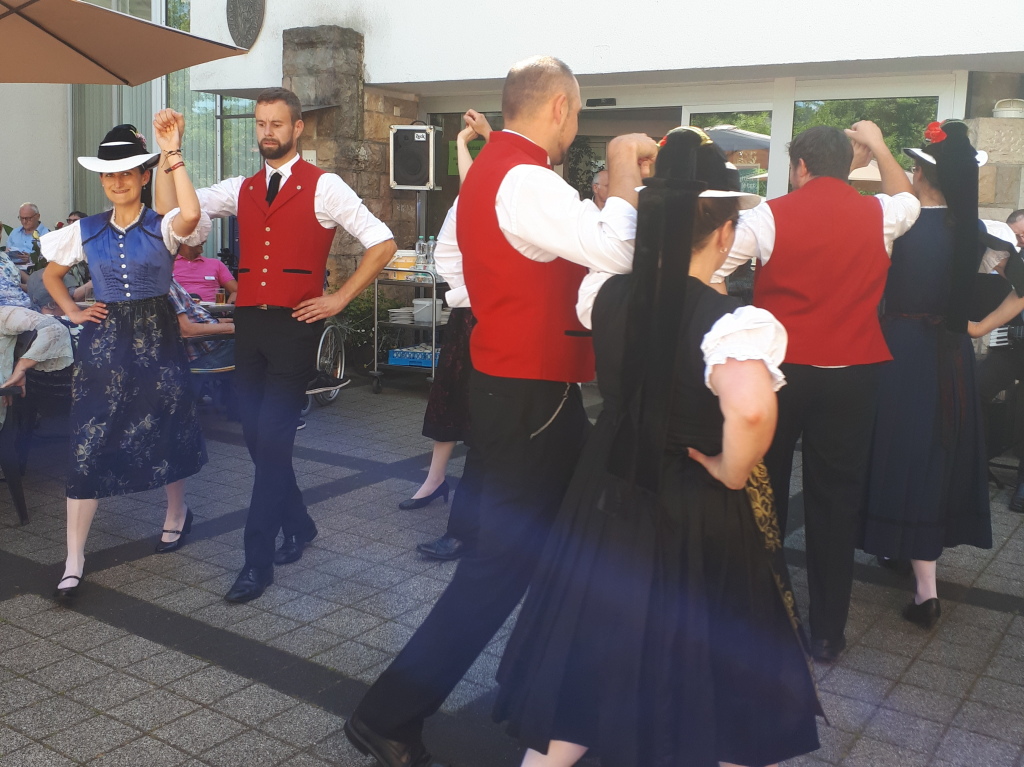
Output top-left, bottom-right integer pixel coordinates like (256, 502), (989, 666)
(388, 307), (414, 324)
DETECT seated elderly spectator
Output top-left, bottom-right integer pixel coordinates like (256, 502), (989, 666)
(0, 306), (74, 431)
(26, 269), (92, 312)
(167, 279), (235, 375)
(173, 241), (237, 302)
(0, 251), (32, 309)
(5, 204), (49, 271)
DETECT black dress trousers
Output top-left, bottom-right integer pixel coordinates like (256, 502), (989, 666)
(354, 370), (591, 742)
(765, 362), (883, 644)
(233, 307), (322, 570)
(444, 445), (482, 547)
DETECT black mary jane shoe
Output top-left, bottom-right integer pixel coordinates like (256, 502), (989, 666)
(903, 597), (941, 630)
(398, 480), (450, 511)
(155, 508), (193, 554)
(54, 574), (83, 599)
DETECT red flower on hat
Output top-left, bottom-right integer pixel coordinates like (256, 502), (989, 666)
(924, 121), (946, 144)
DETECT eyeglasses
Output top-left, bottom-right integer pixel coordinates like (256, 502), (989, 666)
(18, 214), (39, 221)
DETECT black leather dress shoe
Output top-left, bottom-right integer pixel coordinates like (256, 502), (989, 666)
(343, 714), (441, 767)
(274, 532), (316, 565)
(903, 597), (941, 629)
(809, 636), (847, 663)
(155, 508), (193, 554)
(398, 481), (449, 511)
(225, 565), (273, 603)
(54, 574), (83, 599)
(1010, 481), (1024, 512)
(416, 535), (466, 561)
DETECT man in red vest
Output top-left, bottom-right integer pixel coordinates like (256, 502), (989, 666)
(154, 89), (397, 603)
(345, 56), (658, 767)
(714, 121), (920, 662)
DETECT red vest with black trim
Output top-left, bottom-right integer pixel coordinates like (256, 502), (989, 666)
(753, 176), (892, 366)
(236, 159), (337, 307)
(458, 131), (595, 382)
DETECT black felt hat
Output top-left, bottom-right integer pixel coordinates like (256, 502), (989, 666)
(78, 124), (160, 173)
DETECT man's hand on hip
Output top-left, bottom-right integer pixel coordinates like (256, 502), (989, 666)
(292, 293), (346, 323)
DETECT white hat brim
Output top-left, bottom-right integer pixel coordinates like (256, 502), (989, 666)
(77, 153), (160, 173)
(904, 147), (988, 167)
(699, 189), (763, 210)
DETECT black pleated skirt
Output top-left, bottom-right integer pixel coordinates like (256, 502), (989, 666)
(422, 307), (475, 442)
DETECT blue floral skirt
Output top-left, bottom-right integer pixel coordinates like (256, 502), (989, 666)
(66, 296), (207, 499)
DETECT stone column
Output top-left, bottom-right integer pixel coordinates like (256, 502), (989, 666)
(967, 118), (1024, 222)
(281, 26), (418, 286)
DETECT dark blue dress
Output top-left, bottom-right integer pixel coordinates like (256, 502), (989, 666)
(65, 209), (206, 499)
(861, 208), (991, 560)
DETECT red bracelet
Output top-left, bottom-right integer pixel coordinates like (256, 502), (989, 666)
(164, 162), (185, 174)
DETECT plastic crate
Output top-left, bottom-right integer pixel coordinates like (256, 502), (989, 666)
(388, 345), (441, 368)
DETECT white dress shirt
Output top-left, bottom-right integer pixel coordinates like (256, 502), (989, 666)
(433, 201), (468, 308)
(712, 191), (922, 284)
(195, 154), (394, 250)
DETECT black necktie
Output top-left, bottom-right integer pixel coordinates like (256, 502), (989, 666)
(266, 172), (281, 205)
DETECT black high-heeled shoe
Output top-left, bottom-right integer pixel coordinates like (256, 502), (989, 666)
(903, 597), (941, 630)
(155, 508), (193, 554)
(398, 481), (450, 510)
(54, 574), (83, 599)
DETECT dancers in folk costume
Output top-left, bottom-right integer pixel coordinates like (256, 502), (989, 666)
(42, 121), (210, 597)
(494, 127), (821, 767)
(862, 120), (1020, 628)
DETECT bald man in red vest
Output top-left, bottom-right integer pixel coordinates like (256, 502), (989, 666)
(714, 121), (920, 663)
(345, 57), (658, 767)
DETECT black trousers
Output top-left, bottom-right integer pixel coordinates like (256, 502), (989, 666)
(233, 307), (322, 570)
(355, 371), (590, 742)
(977, 346), (1024, 471)
(445, 445), (482, 547)
(766, 362), (883, 643)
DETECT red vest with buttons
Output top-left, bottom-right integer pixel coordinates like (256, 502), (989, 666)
(458, 131), (595, 383)
(753, 176), (893, 366)
(235, 159), (336, 307)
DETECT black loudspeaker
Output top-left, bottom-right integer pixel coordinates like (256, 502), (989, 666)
(390, 125), (440, 190)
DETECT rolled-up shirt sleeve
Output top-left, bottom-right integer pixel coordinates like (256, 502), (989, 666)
(875, 192), (922, 253)
(714, 203), (771, 284)
(196, 177), (243, 219)
(40, 222), (85, 267)
(434, 203), (469, 308)
(161, 209), (213, 253)
(316, 174), (394, 249)
(497, 165), (636, 273)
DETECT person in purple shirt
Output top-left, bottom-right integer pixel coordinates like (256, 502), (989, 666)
(173, 240), (237, 302)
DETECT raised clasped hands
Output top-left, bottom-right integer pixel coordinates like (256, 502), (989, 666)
(845, 120), (886, 154)
(153, 109), (186, 154)
(459, 109), (492, 144)
(68, 301), (108, 326)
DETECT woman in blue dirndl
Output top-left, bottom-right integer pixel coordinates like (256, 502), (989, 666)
(41, 121), (209, 598)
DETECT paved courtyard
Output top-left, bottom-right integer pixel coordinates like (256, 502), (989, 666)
(0, 372), (1023, 767)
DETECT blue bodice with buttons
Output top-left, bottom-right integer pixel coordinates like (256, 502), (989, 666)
(79, 208), (173, 303)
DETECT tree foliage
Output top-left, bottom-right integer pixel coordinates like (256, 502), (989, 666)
(690, 111), (772, 135)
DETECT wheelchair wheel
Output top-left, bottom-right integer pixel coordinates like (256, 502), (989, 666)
(314, 324), (346, 406)
(300, 394), (313, 417)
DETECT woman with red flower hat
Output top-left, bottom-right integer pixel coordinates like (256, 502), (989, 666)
(860, 120), (1014, 629)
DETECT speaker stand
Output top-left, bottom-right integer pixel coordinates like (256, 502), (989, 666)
(416, 190), (427, 239)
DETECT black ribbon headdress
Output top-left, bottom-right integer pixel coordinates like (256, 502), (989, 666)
(607, 128), (732, 494)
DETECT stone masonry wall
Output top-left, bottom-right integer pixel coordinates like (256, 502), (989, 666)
(282, 26), (418, 289)
(966, 118), (1024, 223)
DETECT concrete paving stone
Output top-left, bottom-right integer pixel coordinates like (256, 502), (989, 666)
(85, 634), (167, 668)
(312, 641), (390, 675)
(938, 727), (1022, 767)
(0, 742), (78, 766)
(840, 645), (914, 680)
(353, 588), (426, 621)
(167, 667), (252, 706)
(986, 653), (1024, 687)
(942, 603), (1015, 633)
(316, 533), (368, 556)
(119, 576), (190, 601)
(261, 702), (344, 749)
(2, 694), (96, 739)
(974, 573), (1024, 594)
(901, 660), (980, 698)
(66, 671), (154, 710)
(44, 714), (140, 761)
(200, 729), (298, 767)
(839, 736), (931, 767)
(308, 729), (379, 766)
(107, 688), (201, 731)
(881, 683), (962, 724)
(267, 626), (344, 658)
(0, 724), (31, 757)
(952, 700), (1024, 746)
(463, 651), (501, 689)
(968, 676), (1024, 712)
(996, 633), (1024, 661)
(27, 654), (112, 693)
(190, 600), (261, 629)
(818, 692), (877, 734)
(310, 554), (375, 582)
(279, 751), (349, 767)
(270, 567), (342, 595)
(178, 539), (234, 562)
(819, 667), (895, 705)
(862, 707), (945, 755)
(211, 685), (297, 727)
(917, 638), (992, 674)
(354, 622), (415, 654)
(124, 651), (209, 687)
(393, 604), (433, 631)
(0, 623), (36, 652)
(0, 638), (74, 675)
(0, 678), (52, 717)
(87, 564), (142, 589)
(936, 622), (1005, 654)
(230, 611), (302, 643)
(8, 607), (90, 639)
(151, 708), (245, 756)
(269, 594), (339, 624)
(48, 620), (129, 653)
(812, 725), (857, 764)
(979, 559), (1024, 581)
(87, 735), (190, 767)
(439, 677), (489, 714)
(312, 607), (384, 640)
(152, 586), (222, 615)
